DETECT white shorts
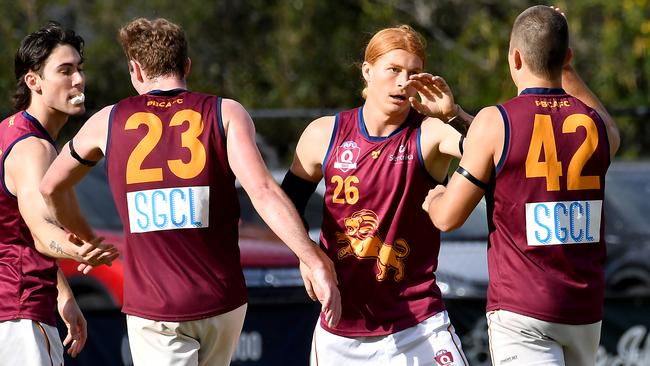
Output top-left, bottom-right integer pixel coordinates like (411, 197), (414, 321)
(126, 303), (247, 366)
(0, 318), (64, 366)
(487, 310), (601, 366)
(311, 310), (468, 366)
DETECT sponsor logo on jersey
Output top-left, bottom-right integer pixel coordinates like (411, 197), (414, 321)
(371, 150), (381, 159)
(534, 99), (571, 108)
(333, 141), (360, 172)
(388, 144), (413, 163)
(126, 186), (209, 233)
(336, 209), (410, 282)
(434, 349), (455, 365)
(525, 199), (602, 245)
(146, 98), (184, 108)
(8, 116), (15, 127)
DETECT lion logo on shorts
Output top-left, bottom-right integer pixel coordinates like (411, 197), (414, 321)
(336, 209), (410, 282)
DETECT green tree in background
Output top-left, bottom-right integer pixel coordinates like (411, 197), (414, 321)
(0, 0), (647, 160)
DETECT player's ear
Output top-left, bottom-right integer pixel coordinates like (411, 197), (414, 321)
(130, 60), (144, 83)
(563, 47), (573, 67)
(512, 48), (523, 70)
(24, 70), (42, 93)
(362, 61), (372, 83)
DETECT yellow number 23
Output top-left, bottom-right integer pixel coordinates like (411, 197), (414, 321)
(125, 109), (206, 184)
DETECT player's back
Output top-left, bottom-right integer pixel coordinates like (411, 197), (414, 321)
(487, 87), (610, 324)
(106, 89), (246, 321)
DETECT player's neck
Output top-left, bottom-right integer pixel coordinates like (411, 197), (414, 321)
(516, 73), (562, 94)
(362, 99), (409, 137)
(24, 103), (68, 140)
(141, 75), (187, 94)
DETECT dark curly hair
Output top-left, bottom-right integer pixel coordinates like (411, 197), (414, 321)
(12, 21), (84, 111)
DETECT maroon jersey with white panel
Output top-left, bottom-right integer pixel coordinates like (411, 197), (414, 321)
(0, 111), (58, 326)
(487, 88), (610, 324)
(106, 89), (246, 321)
(320, 107), (445, 337)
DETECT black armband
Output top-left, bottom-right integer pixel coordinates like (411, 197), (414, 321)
(281, 170), (318, 230)
(459, 135), (465, 155)
(68, 139), (98, 167)
(456, 166), (488, 190)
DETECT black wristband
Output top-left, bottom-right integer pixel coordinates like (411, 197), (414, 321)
(68, 139), (98, 167)
(281, 170), (318, 230)
(456, 166), (488, 190)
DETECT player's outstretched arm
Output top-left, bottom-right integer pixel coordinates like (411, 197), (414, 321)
(39, 106), (118, 268)
(223, 99), (341, 327)
(281, 116), (335, 302)
(424, 106), (500, 231)
(8, 136), (116, 266)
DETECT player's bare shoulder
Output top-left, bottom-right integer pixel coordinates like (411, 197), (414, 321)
(220, 98), (251, 132)
(419, 116), (460, 156)
(466, 106), (503, 141)
(297, 116), (336, 158)
(3, 135), (57, 194)
(76, 104), (114, 155)
(291, 115), (336, 179)
(464, 105), (504, 164)
(420, 116), (455, 138)
(9, 135), (57, 162)
(301, 115), (336, 143)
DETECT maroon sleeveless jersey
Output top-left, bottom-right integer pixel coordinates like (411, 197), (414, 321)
(106, 89), (246, 321)
(487, 88), (610, 324)
(0, 111), (58, 325)
(320, 107), (445, 336)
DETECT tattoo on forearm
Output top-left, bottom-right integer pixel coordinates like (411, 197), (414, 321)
(49, 240), (68, 256)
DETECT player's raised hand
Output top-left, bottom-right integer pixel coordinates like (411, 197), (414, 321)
(406, 74), (457, 121)
(307, 250), (341, 328)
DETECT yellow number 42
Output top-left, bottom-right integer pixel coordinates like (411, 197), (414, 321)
(525, 113), (600, 191)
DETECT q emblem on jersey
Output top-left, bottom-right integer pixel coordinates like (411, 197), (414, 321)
(333, 141), (360, 172)
(127, 186), (209, 233)
(525, 199), (602, 246)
